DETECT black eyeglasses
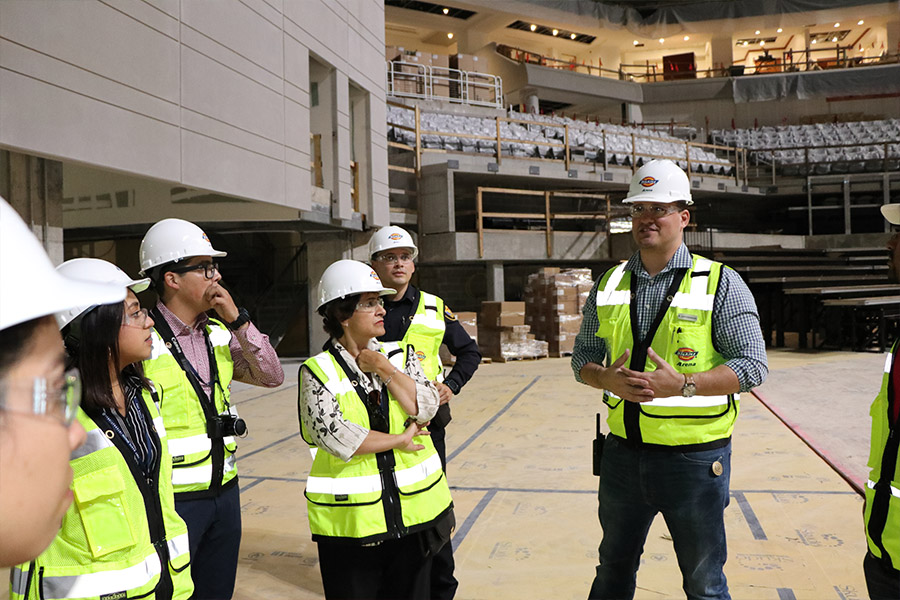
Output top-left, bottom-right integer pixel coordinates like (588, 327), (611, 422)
(170, 262), (219, 280)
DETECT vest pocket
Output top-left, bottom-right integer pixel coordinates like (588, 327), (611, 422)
(154, 364), (194, 429)
(668, 323), (707, 370)
(73, 465), (135, 558)
(406, 333), (439, 377)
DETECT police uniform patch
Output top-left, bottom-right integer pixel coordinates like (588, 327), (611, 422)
(444, 305), (457, 321)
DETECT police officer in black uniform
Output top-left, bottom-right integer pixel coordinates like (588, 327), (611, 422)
(369, 226), (481, 600)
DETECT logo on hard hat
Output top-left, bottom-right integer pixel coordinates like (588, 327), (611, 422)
(416, 350), (426, 362)
(675, 347), (699, 361)
(388, 233), (403, 241)
(639, 177), (658, 188)
(202, 233), (211, 244)
(369, 270), (380, 281)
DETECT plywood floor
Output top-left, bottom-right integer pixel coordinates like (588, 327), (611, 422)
(1, 351), (870, 600)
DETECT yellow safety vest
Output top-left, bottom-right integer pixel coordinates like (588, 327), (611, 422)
(595, 255), (739, 447)
(402, 291), (446, 382)
(865, 341), (900, 568)
(299, 341), (453, 544)
(10, 388), (192, 600)
(142, 318), (239, 497)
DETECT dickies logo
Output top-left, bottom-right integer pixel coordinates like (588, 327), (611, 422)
(202, 233), (211, 243)
(675, 347), (699, 361)
(639, 176), (658, 188)
(416, 350), (426, 362)
(388, 233), (403, 241)
(369, 270), (380, 281)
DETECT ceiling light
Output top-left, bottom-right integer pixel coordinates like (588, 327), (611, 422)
(442, 7), (449, 14)
(529, 24), (536, 31)
(743, 41), (749, 46)
(552, 29), (558, 36)
(755, 30), (761, 35)
(760, 40), (765, 46)
(834, 22), (840, 27)
(858, 19), (864, 25)
(683, 35), (690, 41)
(633, 40), (640, 45)
(659, 38), (665, 43)
(811, 39), (817, 44)
(832, 36), (838, 42)
(777, 27), (783, 33)
(447, 32), (453, 39)
(570, 33), (576, 39)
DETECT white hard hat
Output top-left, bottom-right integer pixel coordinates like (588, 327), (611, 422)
(882, 204), (900, 225)
(55, 258), (151, 330)
(139, 218), (227, 276)
(623, 159), (693, 205)
(0, 198), (125, 332)
(369, 226), (418, 261)
(316, 259), (396, 310)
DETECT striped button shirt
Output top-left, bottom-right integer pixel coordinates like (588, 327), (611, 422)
(571, 244), (768, 392)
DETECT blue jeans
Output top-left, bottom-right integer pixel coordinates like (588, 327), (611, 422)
(588, 435), (732, 600)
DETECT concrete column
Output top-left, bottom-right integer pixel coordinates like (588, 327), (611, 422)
(420, 164), (454, 234)
(1, 151), (64, 264)
(624, 103), (643, 125)
(887, 20), (900, 56)
(333, 71), (353, 222)
(524, 91), (540, 114)
(486, 261), (504, 301)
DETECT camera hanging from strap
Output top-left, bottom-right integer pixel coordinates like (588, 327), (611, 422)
(326, 342), (390, 433)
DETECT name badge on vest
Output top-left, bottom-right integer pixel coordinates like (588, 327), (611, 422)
(677, 313), (698, 322)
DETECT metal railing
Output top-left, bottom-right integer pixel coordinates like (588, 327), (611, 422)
(387, 102), (748, 185)
(386, 61), (503, 109)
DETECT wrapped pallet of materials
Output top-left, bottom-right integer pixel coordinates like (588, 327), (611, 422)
(478, 301), (548, 361)
(524, 268), (593, 357)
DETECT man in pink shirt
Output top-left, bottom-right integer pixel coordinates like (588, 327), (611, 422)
(139, 218), (284, 600)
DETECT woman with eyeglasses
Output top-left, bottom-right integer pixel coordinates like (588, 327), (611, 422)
(298, 259), (454, 600)
(0, 199), (125, 568)
(9, 258), (193, 600)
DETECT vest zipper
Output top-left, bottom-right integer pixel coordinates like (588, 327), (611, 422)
(376, 450), (405, 539)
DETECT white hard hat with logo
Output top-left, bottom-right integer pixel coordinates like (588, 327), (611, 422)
(623, 159), (693, 205)
(0, 198), (126, 332)
(139, 218), (227, 276)
(316, 259), (396, 310)
(369, 226), (418, 261)
(55, 258), (151, 330)
(882, 204), (900, 225)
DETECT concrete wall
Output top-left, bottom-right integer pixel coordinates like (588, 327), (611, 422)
(0, 0), (389, 225)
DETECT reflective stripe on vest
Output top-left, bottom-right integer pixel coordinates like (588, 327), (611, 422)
(70, 428), (114, 460)
(868, 479), (900, 498)
(171, 453), (237, 486)
(606, 391), (732, 408)
(34, 553), (162, 599)
(403, 292), (445, 382)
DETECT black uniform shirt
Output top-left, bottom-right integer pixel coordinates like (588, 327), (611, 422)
(378, 284), (481, 394)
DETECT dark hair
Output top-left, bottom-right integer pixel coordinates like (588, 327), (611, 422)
(0, 317), (51, 380)
(676, 201), (692, 212)
(317, 294), (360, 340)
(64, 302), (151, 412)
(150, 263), (176, 301)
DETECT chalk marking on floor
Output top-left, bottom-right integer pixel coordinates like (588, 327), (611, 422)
(733, 490), (767, 540)
(452, 489), (497, 550)
(447, 375), (541, 464)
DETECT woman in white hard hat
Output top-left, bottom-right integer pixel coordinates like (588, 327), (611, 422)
(298, 259), (454, 599)
(0, 199), (125, 568)
(9, 258), (193, 600)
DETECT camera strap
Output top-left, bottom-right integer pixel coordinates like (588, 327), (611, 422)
(149, 308), (222, 425)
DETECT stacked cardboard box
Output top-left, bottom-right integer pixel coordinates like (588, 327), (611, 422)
(524, 268), (593, 357)
(478, 301), (548, 362)
(439, 311), (478, 366)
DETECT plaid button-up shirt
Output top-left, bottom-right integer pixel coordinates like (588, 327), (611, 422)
(571, 244), (768, 392)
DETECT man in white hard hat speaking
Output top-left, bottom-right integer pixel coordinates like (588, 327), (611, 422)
(369, 225), (481, 600)
(571, 160), (768, 599)
(139, 218), (284, 600)
(862, 203), (900, 599)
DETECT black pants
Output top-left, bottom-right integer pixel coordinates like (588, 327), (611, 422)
(175, 483), (242, 600)
(429, 424), (459, 600)
(317, 534), (432, 600)
(865, 551), (900, 600)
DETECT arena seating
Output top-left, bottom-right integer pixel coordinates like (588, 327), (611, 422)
(711, 119), (900, 175)
(388, 106), (733, 175)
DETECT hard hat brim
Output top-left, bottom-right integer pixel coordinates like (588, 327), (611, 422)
(882, 204), (900, 225)
(316, 285), (396, 311)
(622, 193), (693, 205)
(5, 270), (126, 332)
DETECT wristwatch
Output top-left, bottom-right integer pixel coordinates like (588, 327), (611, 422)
(226, 307), (251, 331)
(445, 379), (461, 395)
(681, 374), (696, 398)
